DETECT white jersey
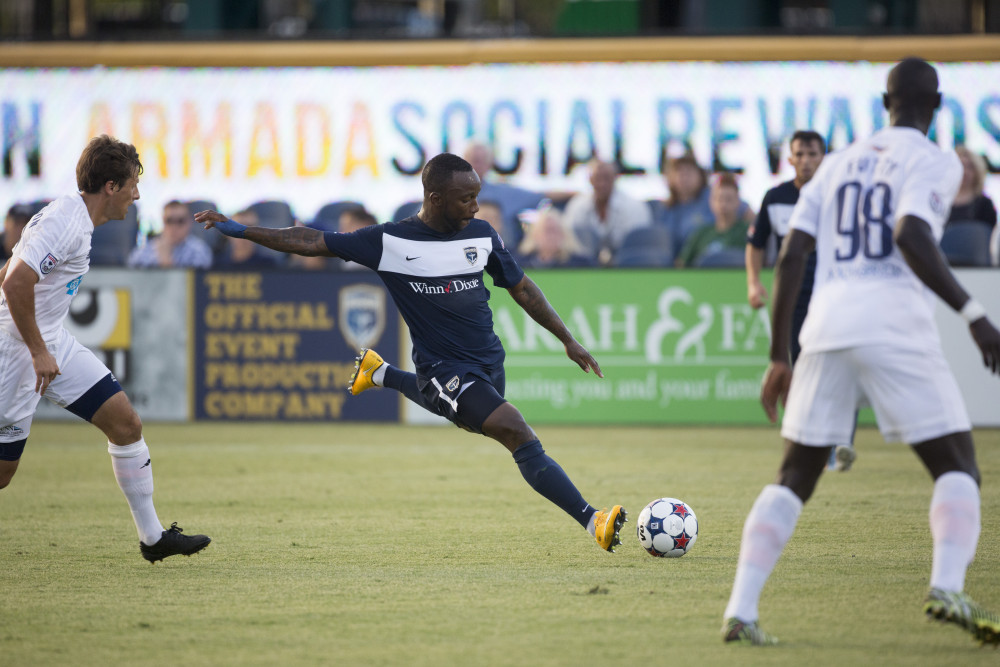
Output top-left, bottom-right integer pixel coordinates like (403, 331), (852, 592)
(789, 126), (962, 353)
(0, 193), (93, 342)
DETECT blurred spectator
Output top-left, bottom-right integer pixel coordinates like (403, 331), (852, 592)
(339, 205), (378, 234)
(217, 209), (278, 269)
(948, 146), (997, 229)
(476, 199), (505, 238)
(654, 152), (754, 250)
(464, 142), (546, 247)
(294, 205), (379, 271)
(563, 158), (652, 266)
(652, 152), (714, 250)
(335, 206), (378, 271)
(127, 201), (212, 269)
(2, 204), (33, 262)
(676, 172), (749, 267)
(518, 206), (595, 269)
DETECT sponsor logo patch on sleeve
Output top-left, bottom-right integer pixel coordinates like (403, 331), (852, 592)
(929, 192), (945, 216)
(40, 253), (58, 275)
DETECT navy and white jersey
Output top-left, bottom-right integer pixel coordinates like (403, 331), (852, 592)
(747, 179), (816, 309)
(324, 216), (524, 376)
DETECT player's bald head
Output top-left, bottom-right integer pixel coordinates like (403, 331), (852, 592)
(884, 57), (941, 114)
(887, 58), (938, 97)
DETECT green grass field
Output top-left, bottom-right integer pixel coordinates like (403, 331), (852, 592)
(2, 422), (998, 666)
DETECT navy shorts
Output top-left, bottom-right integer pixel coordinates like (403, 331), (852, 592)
(416, 364), (506, 434)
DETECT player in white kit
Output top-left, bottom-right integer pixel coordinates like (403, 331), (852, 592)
(722, 59), (1000, 646)
(0, 135), (210, 563)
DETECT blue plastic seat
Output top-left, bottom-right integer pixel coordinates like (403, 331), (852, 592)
(615, 226), (674, 267)
(696, 248), (746, 268)
(91, 203), (139, 266)
(940, 221), (992, 267)
(392, 200), (422, 222)
(248, 200), (295, 229)
(310, 201), (366, 232)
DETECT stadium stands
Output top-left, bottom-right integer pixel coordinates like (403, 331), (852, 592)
(391, 201), (422, 222)
(185, 200), (225, 255)
(310, 201), (366, 232)
(614, 226), (674, 267)
(696, 248), (746, 268)
(90, 203), (139, 266)
(940, 221), (993, 267)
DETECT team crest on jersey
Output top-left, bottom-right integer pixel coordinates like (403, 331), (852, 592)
(445, 375), (460, 392)
(39, 253), (57, 275)
(929, 191), (945, 215)
(464, 246), (478, 265)
(338, 284), (386, 350)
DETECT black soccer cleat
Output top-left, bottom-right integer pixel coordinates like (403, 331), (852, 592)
(140, 522), (211, 563)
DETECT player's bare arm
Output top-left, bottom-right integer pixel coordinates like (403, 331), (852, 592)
(745, 244), (768, 309)
(761, 229), (815, 422)
(895, 214), (1000, 374)
(0, 258), (60, 393)
(507, 275), (603, 378)
(193, 210), (336, 257)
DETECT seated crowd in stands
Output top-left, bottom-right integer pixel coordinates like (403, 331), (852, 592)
(6, 145), (997, 270)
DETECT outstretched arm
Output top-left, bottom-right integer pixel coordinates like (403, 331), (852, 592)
(193, 210), (336, 257)
(895, 214), (1000, 374)
(506, 274), (603, 378)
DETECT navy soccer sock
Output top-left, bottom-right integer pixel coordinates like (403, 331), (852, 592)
(381, 364), (425, 406)
(513, 440), (594, 528)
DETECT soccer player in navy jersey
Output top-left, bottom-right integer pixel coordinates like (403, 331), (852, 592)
(745, 130), (857, 472)
(195, 153), (627, 552)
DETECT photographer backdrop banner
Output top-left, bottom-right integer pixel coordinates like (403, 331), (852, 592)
(2, 62), (998, 233)
(192, 271), (400, 422)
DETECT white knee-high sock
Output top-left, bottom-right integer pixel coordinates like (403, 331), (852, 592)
(929, 471), (980, 593)
(108, 439), (164, 545)
(724, 484), (803, 623)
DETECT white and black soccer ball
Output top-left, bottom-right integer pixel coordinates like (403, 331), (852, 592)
(636, 497), (698, 557)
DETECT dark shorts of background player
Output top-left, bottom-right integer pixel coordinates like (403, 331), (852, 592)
(415, 363), (507, 434)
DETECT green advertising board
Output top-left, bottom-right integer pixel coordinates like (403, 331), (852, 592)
(492, 269), (773, 425)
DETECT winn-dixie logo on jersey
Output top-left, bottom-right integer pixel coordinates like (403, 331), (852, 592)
(408, 278), (480, 294)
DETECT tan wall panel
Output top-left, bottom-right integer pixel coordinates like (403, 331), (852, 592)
(2, 35), (999, 68)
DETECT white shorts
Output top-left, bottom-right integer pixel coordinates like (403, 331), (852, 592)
(0, 327), (112, 443)
(781, 344), (971, 446)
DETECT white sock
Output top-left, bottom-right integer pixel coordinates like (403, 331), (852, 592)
(108, 439), (164, 545)
(724, 484), (803, 623)
(586, 512), (597, 536)
(929, 471), (980, 593)
(372, 363), (387, 386)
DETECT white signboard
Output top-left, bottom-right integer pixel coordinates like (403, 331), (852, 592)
(2, 62), (998, 233)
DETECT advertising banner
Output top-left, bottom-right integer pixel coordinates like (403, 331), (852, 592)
(36, 268), (189, 421)
(2, 62), (998, 234)
(936, 270), (1000, 427)
(192, 271), (399, 421)
(492, 269), (773, 424)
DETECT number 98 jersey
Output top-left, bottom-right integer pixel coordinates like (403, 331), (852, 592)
(788, 126), (962, 354)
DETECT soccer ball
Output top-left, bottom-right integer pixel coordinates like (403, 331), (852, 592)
(636, 497), (698, 557)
